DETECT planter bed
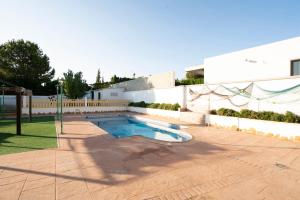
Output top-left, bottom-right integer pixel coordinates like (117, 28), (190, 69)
(206, 114), (300, 140)
(128, 106), (181, 119)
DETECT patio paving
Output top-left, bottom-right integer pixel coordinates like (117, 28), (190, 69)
(0, 113), (300, 200)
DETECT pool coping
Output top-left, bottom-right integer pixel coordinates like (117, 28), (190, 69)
(86, 113), (194, 143)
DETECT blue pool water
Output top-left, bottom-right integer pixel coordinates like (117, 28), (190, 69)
(92, 117), (191, 142)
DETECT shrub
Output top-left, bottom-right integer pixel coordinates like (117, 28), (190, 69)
(129, 102), (180, 111)
(128, 101), (147, 107)
(240, 109), (252, 118)
(175, 78), (204, 86)
(217, 108), (239, 117)
(216, 108), (226, 116)
(270, 113), (285, 122)
(157, 103), (166, 109)
(240, 109), (261, 119)
(186, 72), (203, 79)
(171, 103), (181, 111)
(212, 108), (300, 124)
(210, 109), (217, 115)
(285, 111), (300, 123)
(147, 103), (160, 109)
(163, 104), (171, 110)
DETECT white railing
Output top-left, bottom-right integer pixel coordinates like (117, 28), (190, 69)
(25, 99), (128, 108)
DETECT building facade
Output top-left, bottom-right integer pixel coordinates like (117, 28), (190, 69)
(186, 36), (300, 84)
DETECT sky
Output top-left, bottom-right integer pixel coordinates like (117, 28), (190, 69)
(1, 0), (300, 84)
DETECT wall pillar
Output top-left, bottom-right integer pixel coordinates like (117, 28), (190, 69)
(22, 96), (27, 108)
(182, 86), (187, 110)
(29, 95), (32, 122)
(16, 93), (22, 135)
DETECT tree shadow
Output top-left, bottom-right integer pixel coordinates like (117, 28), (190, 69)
(57, 124), (227, 186)
(0, 117), (227, 191)
(0, 131), (55, 153)
(0, 132), (13, 144)
(1, 115), (300, 199)
(0, 116), (55, 128)
(0, 116), (57, 154)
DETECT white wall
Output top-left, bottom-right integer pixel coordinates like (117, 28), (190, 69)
(110, 71), (175, 91)
(17, 78), (300, 116)
(186, 76), (300, 115)
(94, 76), (300, 116)
(204, 36), (300, 84)
(93, 88), (125, 100)
(122, 86), (185, 106)
(22, 106), (127, 114)
(128, 107), (181, 119)
(206, 115), (300, 140)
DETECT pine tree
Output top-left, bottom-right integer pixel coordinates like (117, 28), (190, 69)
(96, 68), (101, 83)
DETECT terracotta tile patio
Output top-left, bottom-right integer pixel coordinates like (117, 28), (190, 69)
(0, 113), (300, 200)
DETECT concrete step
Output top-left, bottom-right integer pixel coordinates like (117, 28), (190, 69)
(179, 112), (205, 125)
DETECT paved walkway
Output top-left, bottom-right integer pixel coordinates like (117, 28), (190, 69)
(0, 114), (300, 200)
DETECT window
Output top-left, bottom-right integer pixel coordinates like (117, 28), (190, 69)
(98, 92), (101, 100)
(91, 91), (94, 100)
(291, 59), (300, 76)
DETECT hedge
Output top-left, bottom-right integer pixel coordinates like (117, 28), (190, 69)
(129, 101), (180, 111)
(175, 78), (204, 86)
(210, 108), (300, 124)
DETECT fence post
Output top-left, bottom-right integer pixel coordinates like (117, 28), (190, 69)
(85, 97), (87, 107)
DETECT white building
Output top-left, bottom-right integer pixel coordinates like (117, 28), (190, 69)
(86, 71), (175, 100)
(186, 36), (300, 84)
(86, 36), (300, 116)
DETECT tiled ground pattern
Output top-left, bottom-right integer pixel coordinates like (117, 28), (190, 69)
(0, 114), (300, 200)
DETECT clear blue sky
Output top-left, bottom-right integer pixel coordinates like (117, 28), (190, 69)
(1, 0), (300, 83)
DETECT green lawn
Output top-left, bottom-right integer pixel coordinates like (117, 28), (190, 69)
(0, 116), (57, 155)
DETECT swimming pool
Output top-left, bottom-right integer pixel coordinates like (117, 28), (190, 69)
(89, 116), (192, 142)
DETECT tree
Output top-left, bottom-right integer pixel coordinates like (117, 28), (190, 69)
(110, 74), (118, 84)
(0, 67), (10, 78)
(93, 68), (103, 89)
(186, 71), (203, 79)
(0, 39), (55, 94)
(110, 74), (132, 84)
(63, 70), (88, 99)
(95, 68), (101, 84)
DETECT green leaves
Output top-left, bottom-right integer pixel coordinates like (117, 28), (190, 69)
(214, 108), (300, 123)
(0, 39), (55, 94)
(63, 70), (88, 99)
(216, 108), (240, 117)
(110, 75), (132, 84)
(129, 101), (181, 111)
(175, 78), (204, 86)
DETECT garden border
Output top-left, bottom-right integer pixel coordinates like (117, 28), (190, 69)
(206, 114), (300, 140)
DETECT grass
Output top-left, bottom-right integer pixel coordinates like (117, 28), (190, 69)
(0, 116), (57, 155)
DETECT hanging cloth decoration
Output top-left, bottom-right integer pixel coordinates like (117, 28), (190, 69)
(188, 82), (300, 106)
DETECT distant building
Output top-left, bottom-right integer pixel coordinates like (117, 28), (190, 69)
(186, 36), (300, 84)
(85, 71), (176, 100)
